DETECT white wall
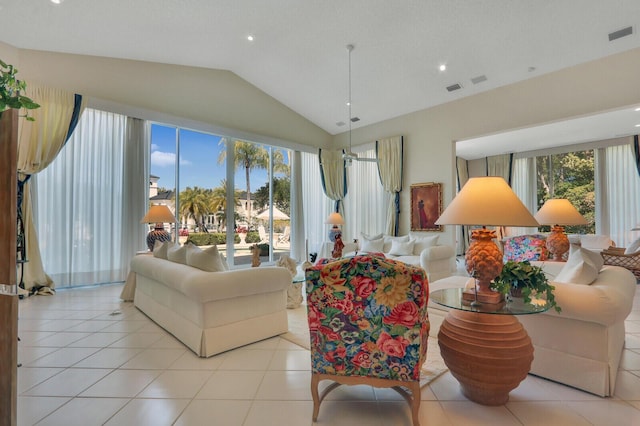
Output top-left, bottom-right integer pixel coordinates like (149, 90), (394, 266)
(0, 44), (331, 150)
(334, 47), (640, 246)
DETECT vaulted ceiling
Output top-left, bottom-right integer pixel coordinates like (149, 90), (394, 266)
(1, 0), (639, 151)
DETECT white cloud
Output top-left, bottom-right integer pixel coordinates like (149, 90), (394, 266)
(151, 151), (176, 167)
(151, 150), (192, 167)
(151, 143), (159, 151)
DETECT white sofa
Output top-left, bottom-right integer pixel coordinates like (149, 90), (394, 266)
(320, 233), (456, 282)
(428, 258), (637, 397)
(130, 253), (291, 357)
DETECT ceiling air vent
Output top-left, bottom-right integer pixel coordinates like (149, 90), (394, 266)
(609, 26), (633, 42)
(350, 117), (360, 122)
(471, 75), (487, 85)
(336, 121), (346, 127)
(446, 83), (462, 92)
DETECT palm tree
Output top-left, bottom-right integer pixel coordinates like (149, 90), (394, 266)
(210, 179), (241, 230)
(179, 186), (211, 232)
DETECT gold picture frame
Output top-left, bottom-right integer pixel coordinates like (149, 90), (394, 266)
(410, 182), (443, 231)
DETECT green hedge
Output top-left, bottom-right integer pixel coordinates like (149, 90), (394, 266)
(186, 233), (240, 246)
(245, 231), (260, 244)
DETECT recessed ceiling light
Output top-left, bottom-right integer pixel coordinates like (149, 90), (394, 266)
(635, 107), (640, 112)
(439, 64), (447, 72)
(50, 0), (63, 4)
(247, 35), (254, 42)
(635, 124), (640, 127)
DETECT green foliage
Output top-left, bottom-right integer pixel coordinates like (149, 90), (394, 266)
(0, 59), (40, 120)
(245, 231), (260, 243)
(256, 243), (270, 256)
(186, 232), (228, 246)
(536, 150), (595, 234)
(490, 260), (561, 312)
(254, 177), (291, 215)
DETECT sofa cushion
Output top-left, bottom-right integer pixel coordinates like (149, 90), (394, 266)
(388, 239), (415, 256)
(361, 232), (383, 242)
(411, 234), (439, 255)
(382, 234), (410, 253)
(167, 243), (188, 264)
(502, 234), (548, 262)
(187, 244), (226, 272)
(360, 237), (384, 253)
(555, 248), (599, 285)
(153, 240), (169, 259)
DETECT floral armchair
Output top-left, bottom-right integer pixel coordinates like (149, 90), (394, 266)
(305, 255), (430, 426)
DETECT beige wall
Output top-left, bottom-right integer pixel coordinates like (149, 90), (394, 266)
(335, 47), (640, 245)
(0, 43), (331, 149)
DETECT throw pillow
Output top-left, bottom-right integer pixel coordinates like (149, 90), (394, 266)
(625, 237), (640, 254)
(187, 244), (226, 272)
(360, 237), (384, 253)
(152, 240), (169, 259)
(411, 234), (439, 255)
(502, 234), (548, 263)
(382, 234), (410, 253)
(388, 239), (415, 256)
(167, 243), (188, 264)
(554, 248), (599, 285)
(360, 232), (383, 242)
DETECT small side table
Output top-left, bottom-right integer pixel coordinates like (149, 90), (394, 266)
(430, 288), (549, 405)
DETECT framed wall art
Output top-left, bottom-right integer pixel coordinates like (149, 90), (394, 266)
(410, 182), (443, 231)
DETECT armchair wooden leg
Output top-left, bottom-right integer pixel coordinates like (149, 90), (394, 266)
(311, 374), (320, 421)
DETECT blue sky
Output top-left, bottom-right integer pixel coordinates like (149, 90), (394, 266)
(150, 124), (273, 192)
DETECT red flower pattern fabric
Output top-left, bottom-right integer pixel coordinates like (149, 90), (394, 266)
(305, 255), (430, 381)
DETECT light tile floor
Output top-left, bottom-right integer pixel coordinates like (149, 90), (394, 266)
(14, 282), (640, 425)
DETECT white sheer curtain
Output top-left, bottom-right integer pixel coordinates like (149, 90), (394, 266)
(598, 142), (640, 248)
(344, 147), (387, 241)
(34, 109), (149, 287)
(509, 156), (539, 237)
(301, 151), (332, 257)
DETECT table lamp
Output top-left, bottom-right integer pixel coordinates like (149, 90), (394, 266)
(141, 204), (177, 250)
(534, 199), (587, 261)
(435, 177), (539, 304)
(326, 212), (345, 242)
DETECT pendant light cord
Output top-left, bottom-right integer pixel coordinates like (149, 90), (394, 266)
(347, 44), (353, 154)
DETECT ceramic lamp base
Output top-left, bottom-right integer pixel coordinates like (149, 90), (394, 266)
(464, 228), (504, 304)
(146, 229), (171, 251)
(546, 225), (569, 261)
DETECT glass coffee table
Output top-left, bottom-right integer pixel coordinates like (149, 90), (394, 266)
(430, 288), (550, 405)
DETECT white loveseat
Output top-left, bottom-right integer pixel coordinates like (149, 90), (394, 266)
(428, 251), (637, 397)
(320, 233), (456, 282)
(130, 244), (291, 357)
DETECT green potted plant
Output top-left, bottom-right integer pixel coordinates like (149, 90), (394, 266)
(0, 59), (39, 120)
(490, 260), (561, 312)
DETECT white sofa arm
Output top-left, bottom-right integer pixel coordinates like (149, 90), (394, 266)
(542, 266), (636, 326)
(420, 244), (455, 262)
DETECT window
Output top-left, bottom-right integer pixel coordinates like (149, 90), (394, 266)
(149, 125), (292, 267)
(536, 150), (594, 234)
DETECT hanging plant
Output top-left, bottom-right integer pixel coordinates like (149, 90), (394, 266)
(0, 59), (40, 121)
